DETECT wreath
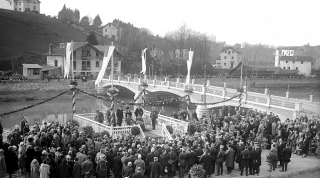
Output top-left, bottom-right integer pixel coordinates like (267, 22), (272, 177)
(266, 152), (278, 165)
(140, 81), (148, 88)
(107, 87), (119, 96)
(82, 125), (94, 137)
(184, 88), (194, 94)
(70, 80), (78, 87)
(131, 126), (141, 136)
(189, 164), (206, 178)
(166, 125), (173, 134)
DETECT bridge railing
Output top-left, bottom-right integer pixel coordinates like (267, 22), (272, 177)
(144, 110), (188, 135)
(74, 113), (145, 139)
(161, 123), (173, 140)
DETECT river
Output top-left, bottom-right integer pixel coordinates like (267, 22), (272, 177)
(0, 94), (196, 130)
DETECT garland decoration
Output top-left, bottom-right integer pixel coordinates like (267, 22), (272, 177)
(75, 88), (112, 102)
(238, 89), (243, 109)
(0, 89), (70, 117)
(192, 94), (240, 105)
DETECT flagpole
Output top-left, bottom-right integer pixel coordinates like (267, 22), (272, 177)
(71, 40), (74, 80)
(240, 60), (243, 88)
(111, 41), (114, 89)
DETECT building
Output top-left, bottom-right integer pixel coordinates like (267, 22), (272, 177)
(278, 56), (312, 76)
(22, 63), (42, 79)
(46, 42), (122, 77)
(102, 23), (121, 41)
(0, 0), (41, 13)
(216, 46), (241, 69)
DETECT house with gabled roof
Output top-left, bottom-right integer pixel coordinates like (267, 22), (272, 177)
(0, 0), (41, 13)
(216, 46), (242, 69)
(45, 42), (122, 77)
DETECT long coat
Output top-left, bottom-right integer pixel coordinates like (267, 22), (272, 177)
(186, 151), (197, 170)
(250, 149), (259, 168)
(39, 163), (50, 178)
(281, 147), (292, 162)
(30, 159), (40, 178)
(113, 156), (123, 176)
(5, 150), (18, 174)
(149, 161), (161, 178)
(0, 155), (6, 178)
(199, 154), (214, 176)
(240, 149), (250, 168)
(72, 162), (82, 178)
(225, 148), (235, 168)
(159, 153), (167, 174)
(166, 151), (178, 172)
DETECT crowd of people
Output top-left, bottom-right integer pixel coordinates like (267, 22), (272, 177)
(0, 72), (27, 81)
(0, 105), (319, 178)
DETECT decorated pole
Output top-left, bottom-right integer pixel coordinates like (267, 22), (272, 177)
(70, 80), (77, 120)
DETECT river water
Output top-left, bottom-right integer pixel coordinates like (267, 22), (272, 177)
(0, 95), (193, 130)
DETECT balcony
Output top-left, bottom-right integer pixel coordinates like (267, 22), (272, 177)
(81, 66), (91, 71)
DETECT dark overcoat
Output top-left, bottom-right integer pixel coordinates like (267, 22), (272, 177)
(72, 161), (82, 178)
(166, 151), (178, 171)
(281, 148), (292, 162)
(149, 161), (161, 178)
(199, 154), (214, 176)
(249, 149), (259, 168)
(225, 148), (235, 168)
(186, 151), (197, 169)
(113, 156), (123, 176)
(240, 149), (250, 168)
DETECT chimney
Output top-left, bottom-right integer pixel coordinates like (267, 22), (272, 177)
(49, 43), (52, 54)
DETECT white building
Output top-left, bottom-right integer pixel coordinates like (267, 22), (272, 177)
(0, 0), (40, 13)
(279, 56), (313, 76)
(102, 23), (121, 41)
(216, 46), (241, 69)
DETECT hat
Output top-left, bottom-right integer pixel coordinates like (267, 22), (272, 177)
(42, 150), (48, 156)
(220, 145), (224, 149)
(137, 167), (141, 171)
(20, 142), (24, 146)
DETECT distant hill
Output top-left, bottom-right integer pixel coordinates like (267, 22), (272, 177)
(0, 9), (86, 70)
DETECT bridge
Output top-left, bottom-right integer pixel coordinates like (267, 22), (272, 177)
(97, 76), (320, 120)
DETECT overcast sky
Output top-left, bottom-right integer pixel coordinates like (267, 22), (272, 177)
(41, 0), (320, 46)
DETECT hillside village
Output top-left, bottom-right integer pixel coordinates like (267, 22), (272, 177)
(0, 3), (320, 79)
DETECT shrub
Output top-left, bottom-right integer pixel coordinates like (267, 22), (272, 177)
(100, 130), (111, 138)
(189, 164), (206, 178)
(69, 120), (79, 127)
(166, 125), (173, 134)
(82, 125), (94, 137)
(131, 126), (141, 136)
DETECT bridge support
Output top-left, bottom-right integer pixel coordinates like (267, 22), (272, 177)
(196, 105), (210, 118)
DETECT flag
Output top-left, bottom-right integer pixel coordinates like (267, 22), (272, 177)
(95, 46), (115, 85)
(64, 42), (74, 78)
(227, 61), (243, 76)
(140, 48), (148, 74)
(185, 50), (194, 85)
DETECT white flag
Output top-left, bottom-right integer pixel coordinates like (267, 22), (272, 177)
(185, 51), (194, 85)
(64, 42), (74, 78)
(140, 48), (148, 74)
(95, 46), (115, 86)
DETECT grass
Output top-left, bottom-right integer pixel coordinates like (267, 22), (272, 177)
(0, 9), (86, 61)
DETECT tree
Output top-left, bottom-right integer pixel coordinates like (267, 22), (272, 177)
(74, 9), (80, 24)
(93, 14), (102, 27)
(79, 16), (89, 26)
(86, 31), (99, 45)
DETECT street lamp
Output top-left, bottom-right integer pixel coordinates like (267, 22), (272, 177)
(202, 64), (207, 86)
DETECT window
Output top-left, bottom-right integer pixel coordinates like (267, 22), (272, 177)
(73, 61), (76, 70)
(296, 67), (298, 70)
(301, 61), (303, 64)
(231, 56), (234, 59)
(19, 8), (21, 11)
(82, 46), (91, 57)
(82, 61), (91, 70)
(228, 51), (230, 55)
(19, 2), (21, 5)
(54, 60), (58, 67)
(224, 56), (226, 59)
(15, 8), (17, 11)
(232, 51), (234, 53)
(283, 67), (286, 69)
(10, 2), (11, 5)
(33, 6), (36, 11)
(96, 61), (100, 67)
(33, 69), (40, 75)
(80, 72), (85, 75)
(225, 51), (227, 53)
(224, 63), (226, 66)
(293, 61), (295, 64)
(105, 29), (107, 32)
(288, 67), (290, 70)
(230, 62), (234, 68)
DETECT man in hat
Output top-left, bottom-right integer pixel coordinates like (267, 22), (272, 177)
(133, 167), (144, 178)
(250, 142), (260, 176)
(240, 146), (250, 176)
(135, 105), (144, 119)
(123, 162), (134, 178)
(95, 109), (104, 123)
(116, 105), (124, 126)
(199, 148), (214, 178)
(281, 143), (292, 172)
(20, 116), (28, 131)
(216, 145), (225, 176)
(150, 107), (158, 130)
(134, 154), (145, 174)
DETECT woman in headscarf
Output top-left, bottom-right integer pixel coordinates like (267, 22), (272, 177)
(18, 142), (27, 174)
(6, 146), (18, 178)
(0, 149), (6, 178)
(58, 159), (69, 178)
(30, 159), (40, 178)
(26, 145), (35, 174)
(39, 159), (50, 178)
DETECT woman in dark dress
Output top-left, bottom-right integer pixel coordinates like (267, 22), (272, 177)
(26, 145), (35, 174)
(6, 146), (19, 177)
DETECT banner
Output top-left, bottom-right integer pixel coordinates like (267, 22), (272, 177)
(227, 61), (242, 76)
(140, 48), (148, 74)
(64, 42), (74, 78)
(185, 51), (194, 85)
(95, 46), (115, 85)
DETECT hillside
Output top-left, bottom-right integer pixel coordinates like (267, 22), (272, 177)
(0, 9), (86, 70)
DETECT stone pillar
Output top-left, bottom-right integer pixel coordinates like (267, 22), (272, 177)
(165, 77), (168, 82)
(153, 79), (156, 86)
(310, 95), (314, 102)
(286, 91), (290, 99)
(138, 78), (142, 84)
(192, 79), (195, 85)
(224, 83), (227, 89)
(167, 81), (171, 89)
(206, 80), (210, 86)
(108, 75), (111, 80)
(127, 77), (130, 83)
(267, 95), (271, 107)
(144, 75), (147, 80)
(196, 105), (210, 119)
(117, 76), (120, 82)
(295, 102), (302, 112)
(265, 88), (270, 95)
(177, 78), (180, 83)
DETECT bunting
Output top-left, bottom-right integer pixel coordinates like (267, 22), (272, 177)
(140, 48), (148, 74)
(95, 46), (115, 85)
(64, 42), (74, 78)
(185, 50), (194, 85)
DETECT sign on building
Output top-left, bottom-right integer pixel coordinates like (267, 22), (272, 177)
(281, 50), (294, 56)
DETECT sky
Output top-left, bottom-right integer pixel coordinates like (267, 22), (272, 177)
(41, 0), (320, 46)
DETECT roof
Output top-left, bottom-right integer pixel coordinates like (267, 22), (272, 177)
(102, 23), (117, 28)
(41, 66), (61, 71)
(94, 45), (122, 57)
(22, 64), (43, 69)
(279, 56), (313, 62)
(277, 46), (304, 51)
(46, 42), (102, 56)
(221, 46), (241, 54)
